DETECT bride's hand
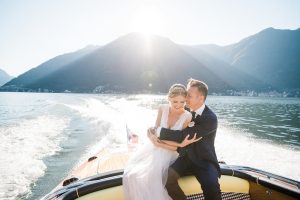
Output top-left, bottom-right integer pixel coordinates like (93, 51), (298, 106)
(180, 134), (202, 147)
(147, 127), (156, 137)
(147, 128), (158, 143)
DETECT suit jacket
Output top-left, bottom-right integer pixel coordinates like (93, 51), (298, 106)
(159, 105), (220, 176)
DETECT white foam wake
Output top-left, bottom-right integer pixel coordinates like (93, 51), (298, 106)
(0, 115), (70, 200)
(216, 125), (300, 181)
(65, 96), (157, 169)
(63, 98), (128, 167)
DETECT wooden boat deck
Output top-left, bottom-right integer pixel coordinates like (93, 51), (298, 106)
(55, 146), (132, 190)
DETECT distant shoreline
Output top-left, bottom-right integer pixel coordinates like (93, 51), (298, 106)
(0, 90), (299, 98)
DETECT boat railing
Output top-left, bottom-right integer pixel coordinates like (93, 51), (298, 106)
(41, 166), (300, 200)
(220, 165), (300, 197)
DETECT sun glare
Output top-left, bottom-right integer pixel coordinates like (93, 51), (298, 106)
(130, 8), (164, 36)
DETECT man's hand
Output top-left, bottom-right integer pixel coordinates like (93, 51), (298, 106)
(180, 134), (202, 147)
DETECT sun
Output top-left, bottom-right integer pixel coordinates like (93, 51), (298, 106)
(130, 7), (164, 36)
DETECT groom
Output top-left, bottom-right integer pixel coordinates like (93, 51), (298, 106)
(148, 79), (221, 200)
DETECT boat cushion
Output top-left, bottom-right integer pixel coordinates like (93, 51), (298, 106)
(179, 175), (249, 194)
(76, 175), (250, 200)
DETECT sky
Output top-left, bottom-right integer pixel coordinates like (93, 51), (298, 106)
(0, 0), (300, 77)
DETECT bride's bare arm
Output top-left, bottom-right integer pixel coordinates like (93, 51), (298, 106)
(149, 105), (176, 151)
(160, 140), (181, 147)
(152, 139), (177, 151)
(155, 106), (163, 128)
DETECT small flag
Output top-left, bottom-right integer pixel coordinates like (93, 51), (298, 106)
(126, 125), (139, 145)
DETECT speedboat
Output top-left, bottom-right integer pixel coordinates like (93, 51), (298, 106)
(42, 147), (300, 200)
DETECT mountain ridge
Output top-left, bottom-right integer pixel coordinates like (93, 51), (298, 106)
(1, 28), (299, 96)
(0, 69), (13, 86)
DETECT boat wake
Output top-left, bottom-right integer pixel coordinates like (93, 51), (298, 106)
(0, 115), (70, 200)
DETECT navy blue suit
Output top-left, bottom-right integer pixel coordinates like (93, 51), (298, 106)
(159, 105), (221, 200)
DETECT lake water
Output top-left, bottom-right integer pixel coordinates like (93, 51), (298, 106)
(0, 92), (299, 199)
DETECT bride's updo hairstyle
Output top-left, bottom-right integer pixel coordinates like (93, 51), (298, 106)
(168, 84), (188, 98)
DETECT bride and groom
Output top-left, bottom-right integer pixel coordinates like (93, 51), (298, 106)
(123, 79), (221, 200)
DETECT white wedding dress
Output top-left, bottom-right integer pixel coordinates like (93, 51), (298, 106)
(123, 105), (191, 200)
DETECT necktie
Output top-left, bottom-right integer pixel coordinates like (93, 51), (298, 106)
(191, 111), (196, 120)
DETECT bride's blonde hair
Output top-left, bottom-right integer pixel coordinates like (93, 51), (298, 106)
(168, 84), (188, 98)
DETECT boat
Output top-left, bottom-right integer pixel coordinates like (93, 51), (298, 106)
(42, 145), (300, 200)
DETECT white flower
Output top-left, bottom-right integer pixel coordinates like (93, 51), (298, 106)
(188, 121), (195, 127)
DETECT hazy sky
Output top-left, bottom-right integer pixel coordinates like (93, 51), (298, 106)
(1, 0), (300, 76)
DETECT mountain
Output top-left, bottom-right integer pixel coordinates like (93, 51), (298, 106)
(0, 69), (13, 86)
(229, 28), (300, 89)
(1, 33), (232, 93)
(1, 28), (300, 95)
(188, 44), (229, 62)
(2, 45), (99, 90)
(195, 28), (300, 90)
(181, 45), (267, 91)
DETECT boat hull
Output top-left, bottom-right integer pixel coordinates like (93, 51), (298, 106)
(42, 148), (300, 200)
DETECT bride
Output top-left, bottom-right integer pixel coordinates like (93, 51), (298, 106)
(123, 84), (199, 200)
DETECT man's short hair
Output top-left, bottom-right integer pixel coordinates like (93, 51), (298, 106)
(187, 78), (208, 100)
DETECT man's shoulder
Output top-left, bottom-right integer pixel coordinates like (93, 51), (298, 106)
(203, 106), (217, 119)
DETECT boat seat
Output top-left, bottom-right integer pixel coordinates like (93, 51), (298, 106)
(182, 175), (251, 200)
(76, 175), (251, 200)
